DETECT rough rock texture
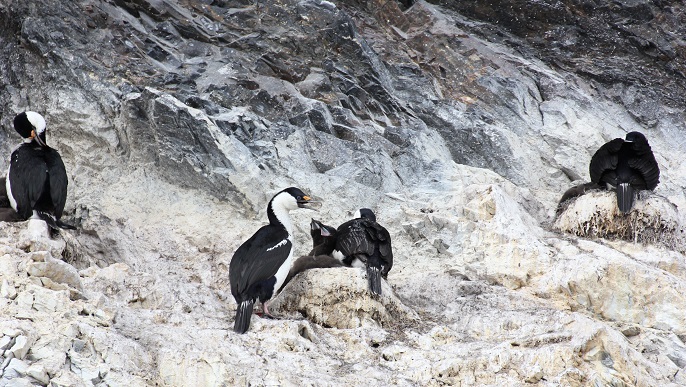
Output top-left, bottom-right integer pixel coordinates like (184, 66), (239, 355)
(0, 0), (686, 385)
(555, 190), (686, 251)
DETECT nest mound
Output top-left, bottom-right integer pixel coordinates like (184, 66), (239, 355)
(554, 190), (686, 251)
(271, 267), (418, 329)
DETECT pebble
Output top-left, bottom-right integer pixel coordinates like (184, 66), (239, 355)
(10, 336), (30, 360)
(6, 358), (28, 375)
(26, 364), (50, 385)
(1, 279), (17, 300)
(0, 336), (13, 351)
(2, 329), (21, 339)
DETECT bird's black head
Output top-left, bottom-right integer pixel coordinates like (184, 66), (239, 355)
(280, 187), (320, 210)
(310, 219), (336, 237)
(354, 208), (377, 222)
(309, 218), (338, 255)
(311, 218), (324, 233)
(14, 111), (47, 146)
(625, 131), (648, 144)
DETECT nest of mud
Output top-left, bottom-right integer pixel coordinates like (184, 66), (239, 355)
(554, 190), (686, 252)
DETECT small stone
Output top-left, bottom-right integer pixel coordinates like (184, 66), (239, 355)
(48, 371), (84, 387)
(26, 364), (50, 385)
(2, 329), (22, 338)
(1, 279), (17, 300)
(1, 352), (14, 370)
(10, 335), (30, 359)
(0, 336), (13, 350)
(621, 326), (641, 337)
(4, 378), (34, 387)
(29, 251), (50, 262)
(27, 254), (83, 291)
(6, 358), (29, 375)
(525, 365), (543, 383)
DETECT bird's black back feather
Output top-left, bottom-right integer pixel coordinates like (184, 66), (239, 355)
(7, 144), (69, 222)
(229, 224), (291, 303)
(336, 217), (393, 295)
(589, 138), (623, 185)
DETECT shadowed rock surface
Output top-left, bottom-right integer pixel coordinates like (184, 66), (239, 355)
(1, 0), (686, 385)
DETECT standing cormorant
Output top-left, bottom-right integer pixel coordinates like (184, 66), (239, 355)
(5, 112), (74, 229)
(229, 187), (317, 334)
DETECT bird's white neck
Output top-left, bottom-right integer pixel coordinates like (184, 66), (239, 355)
(268, 193), (295, 237)
(272, 205), (293, 236)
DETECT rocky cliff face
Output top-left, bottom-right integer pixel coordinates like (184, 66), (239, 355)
(1, 0), (686, 385)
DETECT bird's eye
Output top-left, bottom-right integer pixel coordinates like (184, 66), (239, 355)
(297, 196), (302, 200)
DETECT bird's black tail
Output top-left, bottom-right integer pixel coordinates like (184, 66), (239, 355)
(616, 183), (634, 213)
(234, 300), (255, 334)
(367, 265), (382, 296)
(36, 211), (77, 230)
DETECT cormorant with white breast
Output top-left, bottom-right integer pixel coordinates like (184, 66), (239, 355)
(229, 187), (318, 334)
(5, 112), (75, 229)
(589, 131), (660, 213)
(333, 208), (393, 295)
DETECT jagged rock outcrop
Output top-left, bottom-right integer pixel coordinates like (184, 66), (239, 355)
(1, 0), (686, 385)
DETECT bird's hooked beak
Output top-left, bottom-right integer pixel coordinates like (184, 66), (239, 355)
(298, 195), (322, 211)
(31, 130), (47, 147)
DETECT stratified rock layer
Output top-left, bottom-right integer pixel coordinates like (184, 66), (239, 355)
(0, 0), (685, 385)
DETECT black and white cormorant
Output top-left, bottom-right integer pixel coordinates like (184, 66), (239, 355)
(282, 219), (343, 289)
(229, 187), (318, 334)
(589, 131), (660, 213)
(333, 208), (393, 295)
(309, 218), (338, 254)
(5, 112), (75, 229)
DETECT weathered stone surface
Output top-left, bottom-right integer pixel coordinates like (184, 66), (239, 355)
(554, 190), (686, 251)
(272, 267), (418, 329)
(25, 364), (49, 386)
(9, 336), (31, 360)
(26, 253), (83, 292)
(0, 0), (685, 385)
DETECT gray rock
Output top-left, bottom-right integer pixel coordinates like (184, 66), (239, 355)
(9, 336), (30, 360)
(25, 364), (49, 386)
(0, 0), (685, 386)
(26, 254), (82, 292)
(0, 337), (11, 352)
(1, 280), (17, 300)
(5, 358), (28, 376)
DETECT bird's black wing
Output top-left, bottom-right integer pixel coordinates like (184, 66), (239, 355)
(229, 225), (291, 299)
(336, 219), (375, 257)
(589, 138), (624, 184)
(45, 148), (68, 218)
(8, 145), (48, 219)
(365, 221), (393, 277)
(628, 142), (660, 190)
(0, 177), (9, 208)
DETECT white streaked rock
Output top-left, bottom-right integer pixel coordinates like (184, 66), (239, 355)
(9, 336), (30, 360)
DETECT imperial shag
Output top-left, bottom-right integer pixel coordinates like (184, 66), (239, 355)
(229, 187), (317, 334)
(333, 208), (393, 295)
(5, 112), (74, 229)
(589, 131), (660, 213)
(282, 219), (343, 289)
(309, 218), (338, 255)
